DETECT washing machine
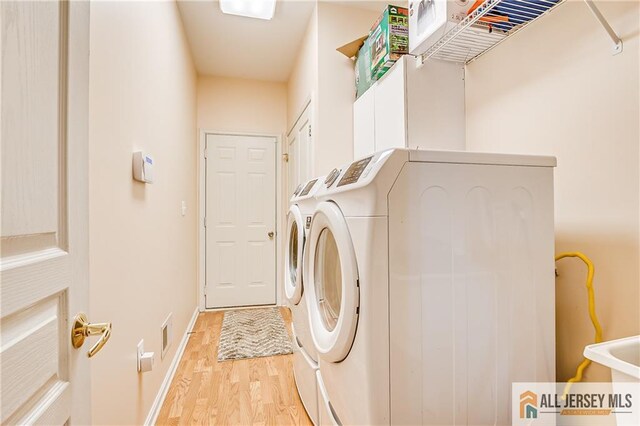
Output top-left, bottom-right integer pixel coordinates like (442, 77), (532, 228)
(304, 149), (557, 425)
(285, 176), (325, 425)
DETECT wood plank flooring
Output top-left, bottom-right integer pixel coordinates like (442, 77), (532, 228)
(156, 308), (312, 426)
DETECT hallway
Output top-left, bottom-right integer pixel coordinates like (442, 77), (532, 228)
(2, 0), (639, 424)
(156, 308), (312, 425)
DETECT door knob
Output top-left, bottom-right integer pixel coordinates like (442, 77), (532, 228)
(71, 313), (112, 358)
(268, 231), (275, 239)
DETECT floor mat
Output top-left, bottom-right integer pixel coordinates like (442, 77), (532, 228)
(217, 307), (293, 361)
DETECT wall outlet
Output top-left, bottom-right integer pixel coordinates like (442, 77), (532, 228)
(137, 339), (145, 372)
(161, 313), (173, 359)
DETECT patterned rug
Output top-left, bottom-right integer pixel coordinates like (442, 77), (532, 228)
(217, 307), (293, 361)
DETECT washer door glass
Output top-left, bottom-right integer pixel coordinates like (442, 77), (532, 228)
(288, 221), (299, 284)
(314, 228), (342, 331)
(285, 205), (304, 305)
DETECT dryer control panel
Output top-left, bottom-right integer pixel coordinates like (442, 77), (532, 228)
(337, 156), (373, 187)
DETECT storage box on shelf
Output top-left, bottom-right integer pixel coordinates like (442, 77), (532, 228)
(355, 38), (374, 99)
(337, 36), (374, 99)
(370, 5), (409, 79)
(338, 4), (409, 100)
(353, 55), (465, 159)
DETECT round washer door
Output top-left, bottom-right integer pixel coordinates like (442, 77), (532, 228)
(284, 205), (305, 305)
(305, 201), (359, 362)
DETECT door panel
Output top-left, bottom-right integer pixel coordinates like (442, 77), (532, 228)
(1, 1), (61, 240)
(205, 134), (277, 308)
(286, 103), (312, 198)
(1, 1), (91, 424)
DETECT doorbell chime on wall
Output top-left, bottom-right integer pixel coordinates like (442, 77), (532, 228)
(132, 151), (154, 183)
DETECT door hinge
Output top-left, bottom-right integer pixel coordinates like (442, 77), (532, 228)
(283, 153), (289, 163)
(308, 126), (312, 137)
(204, 147), (208, 159)
(204, 217), (207, 228)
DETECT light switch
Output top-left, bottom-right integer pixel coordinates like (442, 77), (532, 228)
(181, 201), (187, 216)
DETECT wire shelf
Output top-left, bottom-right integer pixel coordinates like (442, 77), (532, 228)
(421, 0), (566, 64)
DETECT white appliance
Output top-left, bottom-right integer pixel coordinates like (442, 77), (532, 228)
(304, 149), (556, 425)
(409, 0), (472, 55)
(286, 176), (327, 425)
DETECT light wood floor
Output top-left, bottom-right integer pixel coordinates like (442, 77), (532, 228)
(156, 308), (312, 426)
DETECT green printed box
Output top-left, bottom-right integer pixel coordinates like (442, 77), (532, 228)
(369, 5), (409, 80)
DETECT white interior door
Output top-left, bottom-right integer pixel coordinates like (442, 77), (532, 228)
(287, 103), (313, 197)
(205, 134), (277, 308)
(1, 1), (93, 424)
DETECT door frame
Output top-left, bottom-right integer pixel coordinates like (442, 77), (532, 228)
(198, 130), (284, 312)
(286, 96), (314, 188)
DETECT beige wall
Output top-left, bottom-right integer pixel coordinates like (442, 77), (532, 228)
(287, 5), (318, 132)
(287, 2), (379, 177)
(198, 76), (287, 134)
(465, 1), (639, 381)
(89, 1), (198, 424)
(315, 2), (380, 175)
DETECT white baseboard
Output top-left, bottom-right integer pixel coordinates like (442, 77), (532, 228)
(144, 307), (199, 426)
(201, 303), (280, 313)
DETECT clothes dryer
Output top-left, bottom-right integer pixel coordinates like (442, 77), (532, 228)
(305, 149), (556, 425)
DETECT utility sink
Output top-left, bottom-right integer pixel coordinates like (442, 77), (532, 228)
(584, 336), (639, 425)
(584, 335), (640, 382)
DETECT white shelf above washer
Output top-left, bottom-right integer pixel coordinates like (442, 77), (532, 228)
(420, 0), (567, 64)
(420, 0), (624, 64)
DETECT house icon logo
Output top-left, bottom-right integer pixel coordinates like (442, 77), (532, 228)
(520, 390), (538, 419)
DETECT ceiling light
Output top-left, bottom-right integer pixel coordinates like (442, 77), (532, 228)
(220, 0), (276, 20)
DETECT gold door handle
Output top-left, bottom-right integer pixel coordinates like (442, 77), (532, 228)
(71, 313), (112, 358)
(268, 231), (275, 239)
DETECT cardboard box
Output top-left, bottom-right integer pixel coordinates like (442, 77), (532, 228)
(337, 35), (375, 99)
(355, 37), (374, 99)
(336, 4), (409, 99)
(369, 5), (409, 80)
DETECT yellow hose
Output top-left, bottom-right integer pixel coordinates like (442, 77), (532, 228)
(555, 252), (603, 399)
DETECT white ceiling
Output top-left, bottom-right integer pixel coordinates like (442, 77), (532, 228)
(177, 0), (401, 82)
(177, 0), (316, 82)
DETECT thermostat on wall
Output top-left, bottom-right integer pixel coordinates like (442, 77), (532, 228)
(132, 151), (154, 183)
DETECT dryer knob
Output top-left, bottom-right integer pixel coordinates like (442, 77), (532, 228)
(325, 168), (341, 187)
